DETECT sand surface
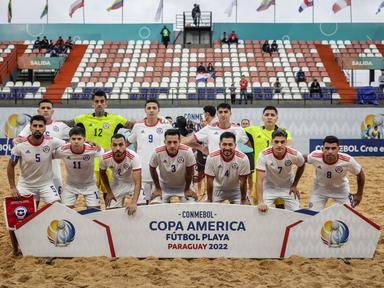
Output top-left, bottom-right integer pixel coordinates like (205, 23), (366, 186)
(0, 156), (383, 287)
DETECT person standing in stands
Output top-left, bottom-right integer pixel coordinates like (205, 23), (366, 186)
(229, 83), (236, 105)
(221, 32), (229, 44)
(160, 25), (171, 48)
(192, 4), (201, 26)
(239, 75), (249, 105)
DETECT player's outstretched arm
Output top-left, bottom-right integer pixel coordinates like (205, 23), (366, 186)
(184, 166), (197, 200)
(206, 176), (214, 202)
(127, 170), (142, 216)
(7, 159), (19, 198)
(256, 170), (267, 212)
(100, 169), (115, 207)
(352, 169), (365, 208)
(61, 119), (76, 127)
(239, 175), (248, 205)
(290, 164), (305, 200)
(149, 166), (162, 200)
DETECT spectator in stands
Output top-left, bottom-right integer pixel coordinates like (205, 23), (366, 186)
(229, 83), (236, 105)
(197, 62), (206, 73)
(221, 32), (229, 44)
(47, 40), (55, 52)
(33, 37), (42, 50)
(309, 78), (321, 95)
(239, 75), (249, 104)
(270, 40), (278, 53)
(165, 116), (173, 126)
(160, 25), (171, 48)
(65, 36), (74, 50)
(56, 36), (65, 48)
(378, 71), (384, 91)
(228, 31), (239, 45)
(192, 4), (201, 26)
(262, 40), (271, 55)
(273, 78), (281, 94)
(207, 62), (215, 78)
(295, 68), (306, 83)
(41, 36), (49, 49)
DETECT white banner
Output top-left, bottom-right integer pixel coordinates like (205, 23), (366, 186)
(14, 203), (380, 258)
(1, 107), (383, 153)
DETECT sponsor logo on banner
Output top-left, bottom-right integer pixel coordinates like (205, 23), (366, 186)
(320, 220), (349, 248)
(47, 220), (76, 247)
(14, 206), (28, 220)
(309, 139), (384, 156)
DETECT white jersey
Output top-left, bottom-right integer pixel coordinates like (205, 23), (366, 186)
(10, 136), (65, 188)
(53, 143), (103, 187)
(127, 119), (172, 181)
(307, 151), (362, 189)
(149, 144), (196, 188)
(205, 149), (250, 191)
(99, 149), (141, 186)
(19, 120), (70, 139)
(194, 123), (249, 153)
(256, 147), (305, 192)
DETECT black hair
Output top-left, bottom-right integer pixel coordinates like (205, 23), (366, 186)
(175, 116), (190, 137)
(145, 99), (160, 108)
(220, 131), (236, 142)
(263, 105), (278, 115)
(203, 105), (216, 117)
(164, 129), (181, 138)
(323, 135), (339, 146)
(217, 102), (231, 111)
(272, 129), (287, 139)
(69, 126), (85, 138)
(92, 90), (107, 100)
(30, 115), (46, 125)
(111, 133), (126, 141)
(38, 99), (53, 107)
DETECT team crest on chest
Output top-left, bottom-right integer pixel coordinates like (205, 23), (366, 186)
(177, 156), (184, 163)
(123, 163), (130, 170)
(285, 160), (292, 166)
(42, 146), (50, 153)
(231, 163), (239, 169)
(53, 125), (59, 132)
(83, 155), (90, 161)
(156, 127), (163, 134)
(103, 123), (110, 129)
(335, 166), (343, 173)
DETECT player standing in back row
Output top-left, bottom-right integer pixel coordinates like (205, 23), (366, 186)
(306, 135), (365, 211)
(127, 100), (173, 204)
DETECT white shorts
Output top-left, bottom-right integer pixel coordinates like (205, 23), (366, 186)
(309, 185), (351, 211)
(263, 187), (300, 211)
(61, 183), (100, 207)
(213, 188), (241, 204)
(17, 182), (60, 204)
(107, 182), (135, 209)
(160, 183), (195, 203)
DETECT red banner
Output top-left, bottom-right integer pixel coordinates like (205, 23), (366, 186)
(3, 195), (36, 230)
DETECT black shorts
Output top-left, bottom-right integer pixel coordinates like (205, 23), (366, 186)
(195, 150), (207, 173)
(245, 152), (255, 173)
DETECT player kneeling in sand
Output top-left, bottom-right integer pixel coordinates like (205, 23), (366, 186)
(306, 135), (365, 211)
(205, 132), (250, 204)
(53, 127), (103, 209)
(99, 134), (141, 215)
(256, 130), (305, 212)
(149, 129), (197, 203)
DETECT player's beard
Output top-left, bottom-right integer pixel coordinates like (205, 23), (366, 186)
(222, 149), (233, 157)
(33, 132), (43, 139)
(114, 150), (124, 158)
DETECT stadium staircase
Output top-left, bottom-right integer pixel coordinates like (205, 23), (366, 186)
(315, 44), (356, 104)
(0, 43), (26, 84)
(44, 45), (88, 103)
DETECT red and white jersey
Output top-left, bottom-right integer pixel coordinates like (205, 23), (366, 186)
(99, 149), (141, 185)
(307, 151), (362, 188)
(256, 147), (305, 191)
(149, 144), (196, 188)
(127, 119), (172, 181)
(10, 136), (65, 188)
(19, 120), (70, 139)
(205, 149), (250, 191)
(53, 143), (103, 186)
(194, 123), (249, 153)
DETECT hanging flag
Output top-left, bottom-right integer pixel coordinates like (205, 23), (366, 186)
(225, 0), (237, 17)
(298, 0), (313, 13)
(107, 0), (123, 12)
(256, 0), (275, 12)
(40, 2), (48, 19)
(332, 0), (351, 13)
(154, 0), (163, 21)
(69, 0), (84, 17)
(376, 1), (384, 15)
(7, 0), (12, 23)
